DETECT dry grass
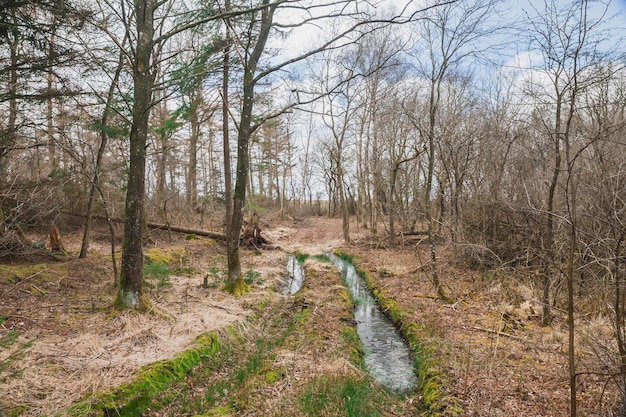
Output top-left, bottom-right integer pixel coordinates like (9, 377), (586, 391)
(343, 226), (623, 417)
(1, 214), (623, 416)
(0, 232), (249, 416)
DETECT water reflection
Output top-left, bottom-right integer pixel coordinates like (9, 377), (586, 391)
(283, 254), (305, 295)
(330, 254), (417, 392)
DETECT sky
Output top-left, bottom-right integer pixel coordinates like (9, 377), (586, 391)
(260, 0), (626, 196)
(269, 0), (626, 68)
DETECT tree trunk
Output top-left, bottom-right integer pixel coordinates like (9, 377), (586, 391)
(426, 81), (446, 300)
(187, 89), (200, 207)
(226, 0), (276, 296)
(222, 0), (233, 231)
(0, 21), (19, 174)
(543, 93), (562, 326)
(155, 90), (168, 209)
(80, 46), (125, 259)
(338, 166), (350, 243)
(389, 153), (419, 248)
(389, 166), (398, 248)
(117, 0), (154, 311)
(615, 238), (626, 376)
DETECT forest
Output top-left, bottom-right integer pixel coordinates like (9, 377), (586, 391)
(2, 0), (626, 416)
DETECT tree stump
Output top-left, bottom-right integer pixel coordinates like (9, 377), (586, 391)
(49, 223), (64, 252)
(241, 211), (269, 248)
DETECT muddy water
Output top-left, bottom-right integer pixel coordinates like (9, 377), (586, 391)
(283, 254), (305, 295)
(330, 254), (417, 392)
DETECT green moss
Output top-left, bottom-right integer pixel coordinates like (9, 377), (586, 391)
(340, 326), (364, 366)
(144, 248), (171, 265)
(114, 290), (151, 312)
(192, 405), (232, 416)
(144, 246), (186, 266)
(173, 266), (199, 275)
(336, 286), (354, 308)
(264, 369), (282, 384)
(224, 278), (250, 297)
(66, 333), (221, 417)
(0, 263), (67, 285)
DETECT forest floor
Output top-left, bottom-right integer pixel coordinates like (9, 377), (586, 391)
(0, 214), (622, 416)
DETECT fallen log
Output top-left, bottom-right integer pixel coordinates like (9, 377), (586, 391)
(67, 213), (226, 240)
(397, 230), (428, 236)
(145, 222), (226, 240)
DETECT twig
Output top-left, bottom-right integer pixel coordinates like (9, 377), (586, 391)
(409, 263), (431, 274)
(31, 284), (47, 295)
(64, 349), (108, 382)
(209, 304), (236, 315)
(4, 269), (46, 293)
(469, 326), (525, 341)
(443, 301), (460, 310)
(4, 314), (41, 325)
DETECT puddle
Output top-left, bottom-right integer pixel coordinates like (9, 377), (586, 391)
(329, 254), (417, 392)
(283, 254), (305, 295)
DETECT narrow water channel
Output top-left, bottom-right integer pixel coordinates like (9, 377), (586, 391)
(283, 254), (305, 295)
(329, 254), (417, 392)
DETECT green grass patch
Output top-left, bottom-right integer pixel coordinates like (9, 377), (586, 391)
(296, 252), (331, 264)
(243, 267), (264, 286)
(143, 262), (171, 289)
(299, 375), (385, 417)
(295, 252), (309, 263)
(312, 254), (331, 262)
(0, 316), (34, 384)
(203, 256), (226, 289)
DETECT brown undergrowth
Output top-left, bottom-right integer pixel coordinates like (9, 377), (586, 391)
(342, 234), (622, 417)
(1, 215), (622, 416)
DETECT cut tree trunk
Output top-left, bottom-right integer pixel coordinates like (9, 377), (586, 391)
(49, 223), (63, 252)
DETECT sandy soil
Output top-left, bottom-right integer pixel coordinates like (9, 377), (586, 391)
(0, 241), (251, 416)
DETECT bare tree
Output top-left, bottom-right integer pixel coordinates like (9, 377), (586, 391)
(407, 0), (498, 299)
(79, 40), (128, 261)
(220, 0), (434, 291)
(523, 0), (615, 413)
(315, 48), (363, 243)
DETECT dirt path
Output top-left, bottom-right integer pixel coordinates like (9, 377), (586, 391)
(263, 216), (346, 255)
(0, 216), (353, 416)
(1, 215), (621, 416)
